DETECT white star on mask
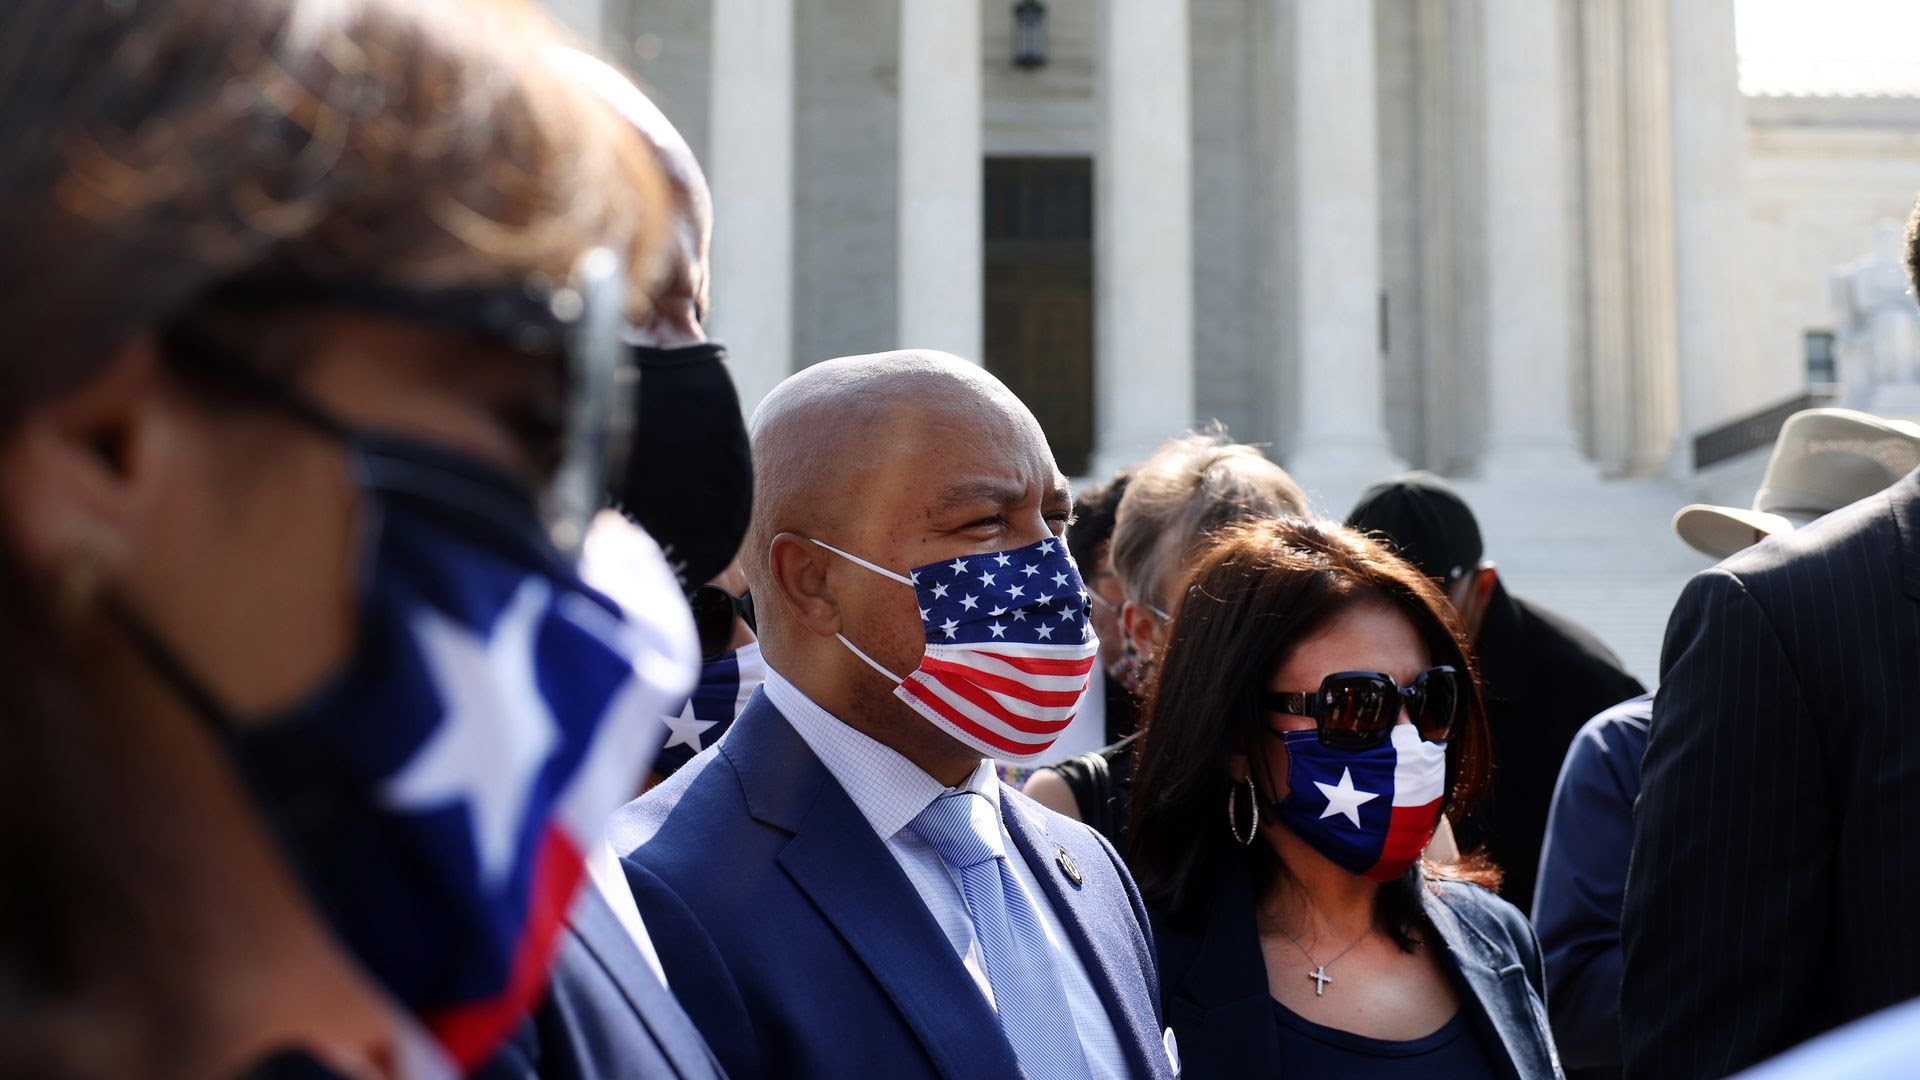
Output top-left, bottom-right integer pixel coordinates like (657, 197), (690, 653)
(1314, 767), (1381, 829)
(383, 577), (559, 887)
(662, 707), (719, 753)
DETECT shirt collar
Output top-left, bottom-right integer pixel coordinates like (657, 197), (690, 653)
(761, 666), (996, 840)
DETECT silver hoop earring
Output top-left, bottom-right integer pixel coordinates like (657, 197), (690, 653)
(1227, 776), (1259, 846)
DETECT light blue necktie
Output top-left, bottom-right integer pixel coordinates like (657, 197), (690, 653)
(911, 791), (1089, 1079)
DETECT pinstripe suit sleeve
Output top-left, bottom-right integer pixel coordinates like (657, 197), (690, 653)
(1620, 567), (1826, 1080)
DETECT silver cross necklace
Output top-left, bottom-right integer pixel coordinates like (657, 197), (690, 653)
(1270, 921), (1370, 997)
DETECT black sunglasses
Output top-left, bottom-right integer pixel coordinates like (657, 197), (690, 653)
(690, 585), (755, 661)
(168, 249), (629, 559)
(1262, 666), (1459, 749)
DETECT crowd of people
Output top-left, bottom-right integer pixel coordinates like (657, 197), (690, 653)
(6, 3), (1920, 1079)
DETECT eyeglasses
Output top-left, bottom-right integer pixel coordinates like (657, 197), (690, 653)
(1262, 666), (1459, 749)
(1085, 574), (1120, 615)
(165, 248), (630, 559)
(689, 584), (755, 661)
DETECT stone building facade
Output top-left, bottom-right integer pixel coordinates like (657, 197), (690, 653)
(545, 0), (1920, 499)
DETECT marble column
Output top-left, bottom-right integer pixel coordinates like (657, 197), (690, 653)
(1670, 0), (1765, 466)
(708, 0), (794, 414)
(1091, 0), (1195, 478)
(1285, 0), (1403, 508)
(1480, 0), (1586, 473)
(1580, 0), (1683, 476)
(897, 0), (982, 362)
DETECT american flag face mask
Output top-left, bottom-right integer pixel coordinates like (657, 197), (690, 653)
(811, 536), (1099, 762)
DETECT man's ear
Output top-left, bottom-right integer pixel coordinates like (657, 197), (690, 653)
(0, 337), (170, 577)
(1453, 563), (1497, 642)
(767, 532), (840, 638)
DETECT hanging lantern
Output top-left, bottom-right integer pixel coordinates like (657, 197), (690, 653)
(1013, 0), (1049, 70)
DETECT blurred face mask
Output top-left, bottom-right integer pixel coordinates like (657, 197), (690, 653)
(614, 342), (753, 590)
(122, 252), (699, 1071)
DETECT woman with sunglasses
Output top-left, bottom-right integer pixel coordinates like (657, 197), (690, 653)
(1129, 517), (1559, 1078)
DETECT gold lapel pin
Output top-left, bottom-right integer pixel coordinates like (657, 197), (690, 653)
(1056, 847), (1083, 887)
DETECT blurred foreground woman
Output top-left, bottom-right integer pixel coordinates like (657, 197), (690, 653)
(1129, 519), (1560, 1078)
(0, 2), (689, 1077)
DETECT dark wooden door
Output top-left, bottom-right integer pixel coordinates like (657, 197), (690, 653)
(984, 157), (1095, 477)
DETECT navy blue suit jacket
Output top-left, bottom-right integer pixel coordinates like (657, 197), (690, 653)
(1531, 693), (1650, 1080)
(611, 692), (1174, 1079)
(476, 883), (727, 1079)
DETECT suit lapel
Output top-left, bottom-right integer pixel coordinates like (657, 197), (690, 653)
(566, 886), (721, 1079)
(1421, 890), (1540, 1080)
(726, 699), (1020, 1079)
(1169, 859), (1286, 1075)
(1000, 794), (1166, 1078)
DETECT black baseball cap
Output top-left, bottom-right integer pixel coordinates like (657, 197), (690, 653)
(1345, 471), (1484, 585)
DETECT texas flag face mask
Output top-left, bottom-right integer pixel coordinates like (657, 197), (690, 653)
(811, 535), (1099, 762)
(1269, 723), (1447, 882)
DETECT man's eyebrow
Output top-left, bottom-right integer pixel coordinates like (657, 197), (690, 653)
(931, 479), (1026, 514)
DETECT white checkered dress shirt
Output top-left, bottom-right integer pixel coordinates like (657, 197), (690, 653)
(764, 669), (1127, 1078)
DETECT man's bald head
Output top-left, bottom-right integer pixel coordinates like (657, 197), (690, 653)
(746, 350), (1034, 570)
(562, 49), (712, 330)
(744, 350), (1058, 634)
(746, 349), (1072, 777)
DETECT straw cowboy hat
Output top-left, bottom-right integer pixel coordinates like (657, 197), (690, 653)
(1673, 408), (1920, 559)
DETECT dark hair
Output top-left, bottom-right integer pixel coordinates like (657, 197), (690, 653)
(1066, 471), (1129, 572)
(1126, 517), (1497, 948)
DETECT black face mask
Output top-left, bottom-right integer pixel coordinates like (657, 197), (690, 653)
(613, 341), (754, 589)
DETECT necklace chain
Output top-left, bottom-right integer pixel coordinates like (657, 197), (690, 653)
(1272, 920), (1368, 970)
(1269, 918), (1369, 996)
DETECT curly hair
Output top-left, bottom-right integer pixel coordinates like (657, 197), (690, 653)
(1906, 192), (1920, 304)
(1108, 425), (1309, 612)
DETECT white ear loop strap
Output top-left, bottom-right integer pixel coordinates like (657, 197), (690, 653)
(834, 633), (905, 685)
(809, 538), (915, 586)
(809, 537), (911, 684)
